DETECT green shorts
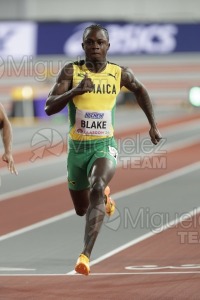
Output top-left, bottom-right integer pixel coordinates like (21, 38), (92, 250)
(67, 137), (118, 191)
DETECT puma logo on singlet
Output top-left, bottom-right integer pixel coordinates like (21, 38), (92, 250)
(108, 73), (117, 80)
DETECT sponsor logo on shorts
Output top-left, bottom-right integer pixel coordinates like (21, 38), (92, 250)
(68, 179), (76, 185)
(109, 146), (118, 161)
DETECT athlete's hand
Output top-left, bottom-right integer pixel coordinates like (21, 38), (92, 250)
(2, 152), (18, 175)
(149, 126), (162, 145)
(74, 73), (94, 95)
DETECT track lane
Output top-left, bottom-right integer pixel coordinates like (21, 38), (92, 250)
(0, 109), (200, 235)
(0, 110), (200, 299)
(0, 141), (199, 235)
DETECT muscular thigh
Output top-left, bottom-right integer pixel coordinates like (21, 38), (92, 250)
(87, 140), (118, 179)
(67, 150), (90, 191)
(67, 150), (91, 214)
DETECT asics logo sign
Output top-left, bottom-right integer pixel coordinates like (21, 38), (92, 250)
(0, 22), (37, 59)
(64, 23), (178, 55)
(0, 29), (15, 51)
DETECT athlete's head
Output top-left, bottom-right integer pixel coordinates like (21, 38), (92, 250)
(82, 24), (110, 62)
(83, 24), (109, 42)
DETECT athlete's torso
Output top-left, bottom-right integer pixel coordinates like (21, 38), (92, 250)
(68, 60), (122, 141)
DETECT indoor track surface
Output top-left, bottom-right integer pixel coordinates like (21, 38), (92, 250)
(0, 104), (200, 300)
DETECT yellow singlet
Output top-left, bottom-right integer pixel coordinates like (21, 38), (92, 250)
(68, 60), (122, 141)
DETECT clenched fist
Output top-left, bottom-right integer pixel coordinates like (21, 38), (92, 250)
(74, 73), (94, 95)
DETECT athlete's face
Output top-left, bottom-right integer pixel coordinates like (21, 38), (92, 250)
(82, 29), (110, 62)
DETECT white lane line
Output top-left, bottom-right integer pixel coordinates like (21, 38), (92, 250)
(158, 118), (200, 136)
(0, 153), (66, 175)
(0, 175), (67, 202)
(156, 135), (200, 153)
(0, 210), (75, 242)
(1, 161), (200, 244)
(0, 268), (36, 271)
(112, 160), (200, 200)
(75, 271), (200, 275)
(67, 205), (200, 275)
(1, 271), (200, 276)
(1, 136), (200, 202)
(0, 274), (68, 276)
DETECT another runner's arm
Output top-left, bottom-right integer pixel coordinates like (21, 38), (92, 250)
(121, 66), (157, 128)
(0, 104), (18, 175)
(0, 104), (12, 156)
(45, 63), (94, 116)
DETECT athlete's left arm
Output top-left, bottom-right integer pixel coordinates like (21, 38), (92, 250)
(121, 66), (162, 145)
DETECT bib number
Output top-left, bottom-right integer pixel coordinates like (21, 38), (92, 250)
(75, 109), (112, 136)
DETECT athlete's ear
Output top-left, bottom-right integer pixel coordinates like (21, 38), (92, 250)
(107, 43), (110, 50)
(82, 43), (84, 50)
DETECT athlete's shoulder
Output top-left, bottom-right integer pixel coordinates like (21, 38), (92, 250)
(108, 62), (133, 73)
(59, 59), (85, 75)
(55, 61), (74, 82)
(106, 61), (122, 82)
(107, 61), (121, 68)
(0, 103), (6, 118)
(57, 59), (85, 82)
(107, 61), (122, 73)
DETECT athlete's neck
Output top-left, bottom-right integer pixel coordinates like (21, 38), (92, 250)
(85, 60), (107, 73)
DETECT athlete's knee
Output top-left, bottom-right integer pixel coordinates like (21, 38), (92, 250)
(75, 207), (87, 216)
(90, 179), (105, 203)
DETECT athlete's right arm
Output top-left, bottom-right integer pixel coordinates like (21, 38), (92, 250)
(45, 63), (94, 116)
(45, 63), (74, 116)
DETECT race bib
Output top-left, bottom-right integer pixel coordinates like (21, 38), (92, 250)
(75, 109), (112, 136)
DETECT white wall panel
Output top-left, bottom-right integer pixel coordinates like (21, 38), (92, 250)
(0, 0), (200, 21)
